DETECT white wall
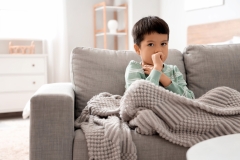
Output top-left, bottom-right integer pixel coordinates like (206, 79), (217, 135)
(54, 0), (127, 82)
(53, 0), (240, 82)
(159, 0), (240, 52)
(186, 0), (240, 25)
(128, 0), (160, 50)
(65, 0), (160, 51)
(65, 0), (240, 53)
(159, 0), (186, 52)
(65, 0), (103, 51)
(51, 0), (103, 82)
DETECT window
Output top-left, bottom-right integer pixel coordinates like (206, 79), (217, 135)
(0, 0), (56, 39)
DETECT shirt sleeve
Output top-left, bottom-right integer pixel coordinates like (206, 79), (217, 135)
(145, 69), (161, 86)
(125, 61), (144, 89)
(165, 66), (195, 99)
(125, 61), (161, 89)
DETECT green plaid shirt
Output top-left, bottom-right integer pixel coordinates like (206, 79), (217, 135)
(125, 60), (195, 99)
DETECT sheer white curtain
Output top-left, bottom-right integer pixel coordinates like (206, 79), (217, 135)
(0, 0), (70, 83)
(45, 0), (70, 83)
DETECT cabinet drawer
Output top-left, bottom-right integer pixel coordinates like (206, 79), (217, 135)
(0, 92), (34, 113)
(0, 57), (45, 74)
(0, 75), (45, 92)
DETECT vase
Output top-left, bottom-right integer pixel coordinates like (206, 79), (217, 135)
(107, 20), (118, 33)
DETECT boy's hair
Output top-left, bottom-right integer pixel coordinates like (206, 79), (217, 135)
(132, 16), (169, 47)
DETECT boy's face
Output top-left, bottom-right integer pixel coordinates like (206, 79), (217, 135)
(134, 32), (169, 66)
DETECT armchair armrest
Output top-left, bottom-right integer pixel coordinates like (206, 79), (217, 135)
(30, 83), (74, 160)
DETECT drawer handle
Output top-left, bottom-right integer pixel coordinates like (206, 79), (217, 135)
(32, 64), (35, 67)
(33, 81), (36, 84)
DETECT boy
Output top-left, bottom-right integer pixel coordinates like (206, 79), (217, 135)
(125, 16), (195, 99)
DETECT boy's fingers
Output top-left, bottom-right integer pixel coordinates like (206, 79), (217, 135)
(155, 52), (162, 56)
(143, 67), (152, 71)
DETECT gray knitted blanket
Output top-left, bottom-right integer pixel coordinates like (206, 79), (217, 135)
(75, 93), (137, 160)
(75, 80), (240, 159)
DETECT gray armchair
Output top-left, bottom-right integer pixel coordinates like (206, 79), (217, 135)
(30, 46), (189, 160)
(30, 44), (240, 159)
(30, 83), (74, 159)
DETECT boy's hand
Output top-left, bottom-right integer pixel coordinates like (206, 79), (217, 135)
(152, 52), (163, 71)
(143, 65), (154, 75)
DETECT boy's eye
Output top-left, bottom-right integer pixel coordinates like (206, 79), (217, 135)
(147, 43), (154, 47)
(161, 43), (168, 46)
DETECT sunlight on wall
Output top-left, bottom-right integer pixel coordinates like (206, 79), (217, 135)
(0, 0), (57, 39)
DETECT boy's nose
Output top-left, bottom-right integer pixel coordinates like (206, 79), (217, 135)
(155, 46), (163, 53)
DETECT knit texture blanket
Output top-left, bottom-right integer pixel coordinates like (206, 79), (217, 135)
(75, 80), (240, 159)
(75, 93), (137, 160)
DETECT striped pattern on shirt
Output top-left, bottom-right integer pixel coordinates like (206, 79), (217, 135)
(125, 60), (195, 99)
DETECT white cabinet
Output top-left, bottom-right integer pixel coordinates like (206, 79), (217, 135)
(0, 54), (47, 113)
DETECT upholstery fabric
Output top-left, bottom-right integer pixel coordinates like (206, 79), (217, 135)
(30, 44), (240, 160)
(70, 47), (185, 118)
(165, 49), (186, 80)
(30, 83), (75, 160)
(183, 44), (240, 98)
(73, 129), (188, 160)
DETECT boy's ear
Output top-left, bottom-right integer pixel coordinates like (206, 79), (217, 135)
(134, 44), (140, 55)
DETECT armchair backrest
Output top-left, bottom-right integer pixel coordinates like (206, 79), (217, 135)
(70, 47), (185, 118)
(183, 44), (240, 98)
